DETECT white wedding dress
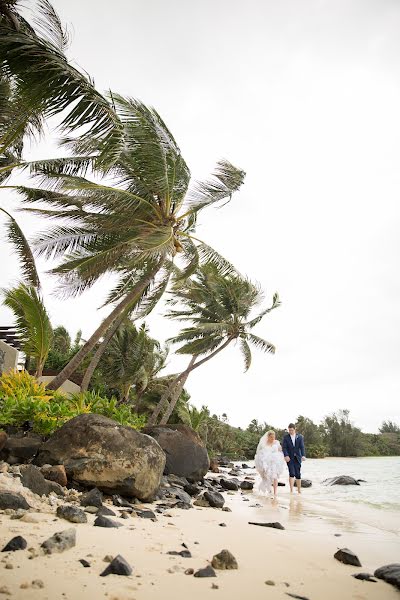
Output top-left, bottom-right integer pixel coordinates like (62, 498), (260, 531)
(254, 437), (285, 494)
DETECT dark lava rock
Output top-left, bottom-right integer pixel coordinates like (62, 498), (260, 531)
(194, 565), (216, 577)
(40, 465), (68, 487)
(241, 463), (250, 469)
(79, 559), (91, 567)
(286, 594), (310, 600)
(41, 528), (76, 554)
(240, 480), (254, 490)
(334, 548), (362, 567)
(112, 494), (133, 508)
(184, 482), (201, 496)
(167, 486), (192, 505)
(374, 564), (400, 589)
(167, 550), (192, 558)
(100, 554), (132, 577)
(185, 568), (195, 575)
(219, 523), (226, 527)
(248, 521), (285, 530)
(97, 505), (116, 517)
(94, 515), (122, 528)
(211, 549), (238, 570)
(57, 505), (87, 524)
(278, 482), (286, 487)
(80, 488), (103, 508)
(134, 509), (156, 519)
(0, 430), (7, 452)
(2, 536), (27, 552)
(301, 479), (312, 488)
(0, 491), (30, 510)
(166, 474), (189, 488)
(2, 434), (42, 463)
(204, 491), (224, 508)
(324, 476), (360, 486)
(35, 413), (165, 501)
(220, 478), (239, 491)
(20, 465), (64, 497)
(357, 479), (367, 483)
(143, 424), (209, 481)
(352, 573), (376, 582)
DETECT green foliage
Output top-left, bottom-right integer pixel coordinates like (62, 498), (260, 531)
(379, 420), (400, 434)
(0, 371), (145, 436)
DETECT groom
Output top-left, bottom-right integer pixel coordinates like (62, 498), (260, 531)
(282, 423), (306, 493)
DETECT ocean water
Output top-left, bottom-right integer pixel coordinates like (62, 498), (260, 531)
(244, 456), (400, 512)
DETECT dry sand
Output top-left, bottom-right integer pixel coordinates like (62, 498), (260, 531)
(0, 486), (399, 600)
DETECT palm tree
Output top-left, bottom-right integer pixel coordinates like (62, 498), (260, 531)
(1, 283), (53, 377)
(177, 403), (210, 440)
(8, 95), (245, 390)
(148, 263), (280, 425)
(98, 320), (166, 403)
(0, 0), (121, 168)
(0, 207), (40, 287)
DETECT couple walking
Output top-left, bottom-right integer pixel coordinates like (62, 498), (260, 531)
(254, 423), (306, 497)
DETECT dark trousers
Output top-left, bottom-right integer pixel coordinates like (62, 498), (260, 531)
(287, 457), (301, 480)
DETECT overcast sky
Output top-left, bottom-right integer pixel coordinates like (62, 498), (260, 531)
(1, 0), (400, 432)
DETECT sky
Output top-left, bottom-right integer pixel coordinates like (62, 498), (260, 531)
(1, 0), (400, 432)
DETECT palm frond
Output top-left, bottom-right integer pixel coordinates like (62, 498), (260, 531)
(239, 338), (252, 372)
(246, 333), (275, 355)
(0, 207), (40, 287)
(246, 292), (281, 328)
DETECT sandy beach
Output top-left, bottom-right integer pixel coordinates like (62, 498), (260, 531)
(1, 481), (399, 600)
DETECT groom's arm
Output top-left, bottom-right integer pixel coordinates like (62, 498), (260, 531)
(282, 436), (289, 457)
(300, 435), (306, 458)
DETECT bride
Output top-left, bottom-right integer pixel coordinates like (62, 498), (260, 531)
(254, 430), (285, 497)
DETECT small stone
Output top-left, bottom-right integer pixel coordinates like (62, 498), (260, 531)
(97, 506), (116, 517)
(211, 549), (238, 570)
(57, 505), (87, 524)
(185, 568), (194, 575)
(374, 564), (400, 589)
(2, 535), (27, 552)
(100, 554), (132, 577)
(219, 523), (226, 527)
(193, 497), (210, 508)
(167, 550), (192, 558)
(0, 585), (12, 595)
(84, 506), (99, 514)
(94, 516), (122, 528)
(79, 559), (91, 568)
(41, 528), (76, 554)
(20, 583), (29, 589)
(134, 509), (156, 519)
(334, 548), (362, 567)
(103, 555), (114, 562)
(248, 521), (285, 530)
(120, 511), (130, 519)
(194, 565), (217, 578)
(0, 492), (30, 511)
(31, 580), (44, 589)
(265, 580), (276, 586)
(204, 491), (224, 508)
(5, 564), (13, 569)
(240, 481), (254, 490)
(220, 478), (239, 491)
(286, 594), (310, 600)
(222, 506), (232, 512)
(112, 494), (133, 508)
(80, 488), (103, 508)
(211, 583), (219, 589)
(352, 573), (376, 582)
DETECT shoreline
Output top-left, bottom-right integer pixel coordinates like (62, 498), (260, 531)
(1, 480), (399, 599)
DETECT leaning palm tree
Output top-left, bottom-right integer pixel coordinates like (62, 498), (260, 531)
(148, 263), (280, 425)
(1, 283), (53, 377)
(98, 320), (166, 403)
(8, 95), (245, 390)
(0, 0), (121, 169)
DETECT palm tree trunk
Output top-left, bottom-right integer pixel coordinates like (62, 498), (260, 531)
(80, 309), (128, 392)
(147, 356), (196, 426)
(46, 260), (164, 391)
(159, 371), (191, 425)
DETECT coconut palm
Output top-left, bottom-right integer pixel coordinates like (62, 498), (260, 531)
(1, 283), (53, 377)
(98, 320), (166, 404)
(8, 95), (245, 390)
(149, 263), (280, 425)
(177, 403), (210, 440)
(0, 0), (121, 167)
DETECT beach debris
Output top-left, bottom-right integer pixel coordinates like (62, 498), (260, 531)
(334, 548), (362, 567)
(352, 573), (376, 582)
(248, 521), (285, 530)
(211, 549), (238, 570)
(40, 464), (67, 487)
(80, 487), (103, 508)
(323, 476), (360, 486)
(286, 594), (310, 600)
(93, 515), (122, 528)
(194, 565), (217, 577)
(41, 528), (76, 554)
(374, 564), (400, 589)
(167, 549), (192, 558)
(79, 559), (91, 567)
(265, 580), (276, 585)
(2, 535), (27, 552)
(57, 505), (87, 523)
(301, 479), (312, 488)
(240, 480), (254, 490)
(220, 478), (239, 491)
(204, 491), (225, 508)
(0, 491), (30, 510)
(97, 505), (116, 517)
(100, 554), (133, 577)
(143, 425), (209, 481)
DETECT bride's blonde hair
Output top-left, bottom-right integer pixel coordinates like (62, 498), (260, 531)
(266, 430), (275, 438)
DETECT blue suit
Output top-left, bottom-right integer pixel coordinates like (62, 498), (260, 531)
(282, 433), (306, 480)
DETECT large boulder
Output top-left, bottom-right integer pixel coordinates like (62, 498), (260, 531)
(1, 433), (42, 464)
(34, 414), (165, 501)
(143, 424), (209, 482)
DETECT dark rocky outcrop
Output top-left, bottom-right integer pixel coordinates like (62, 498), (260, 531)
(334, 548), (362, 567)
(143, 424), (209, 481)
(211, 549), (238, 570)
(374, 564), (400, 589)
(323, 476), (360, 486)
(0, 491), (30, 510)
(35, 414), (165, 501)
